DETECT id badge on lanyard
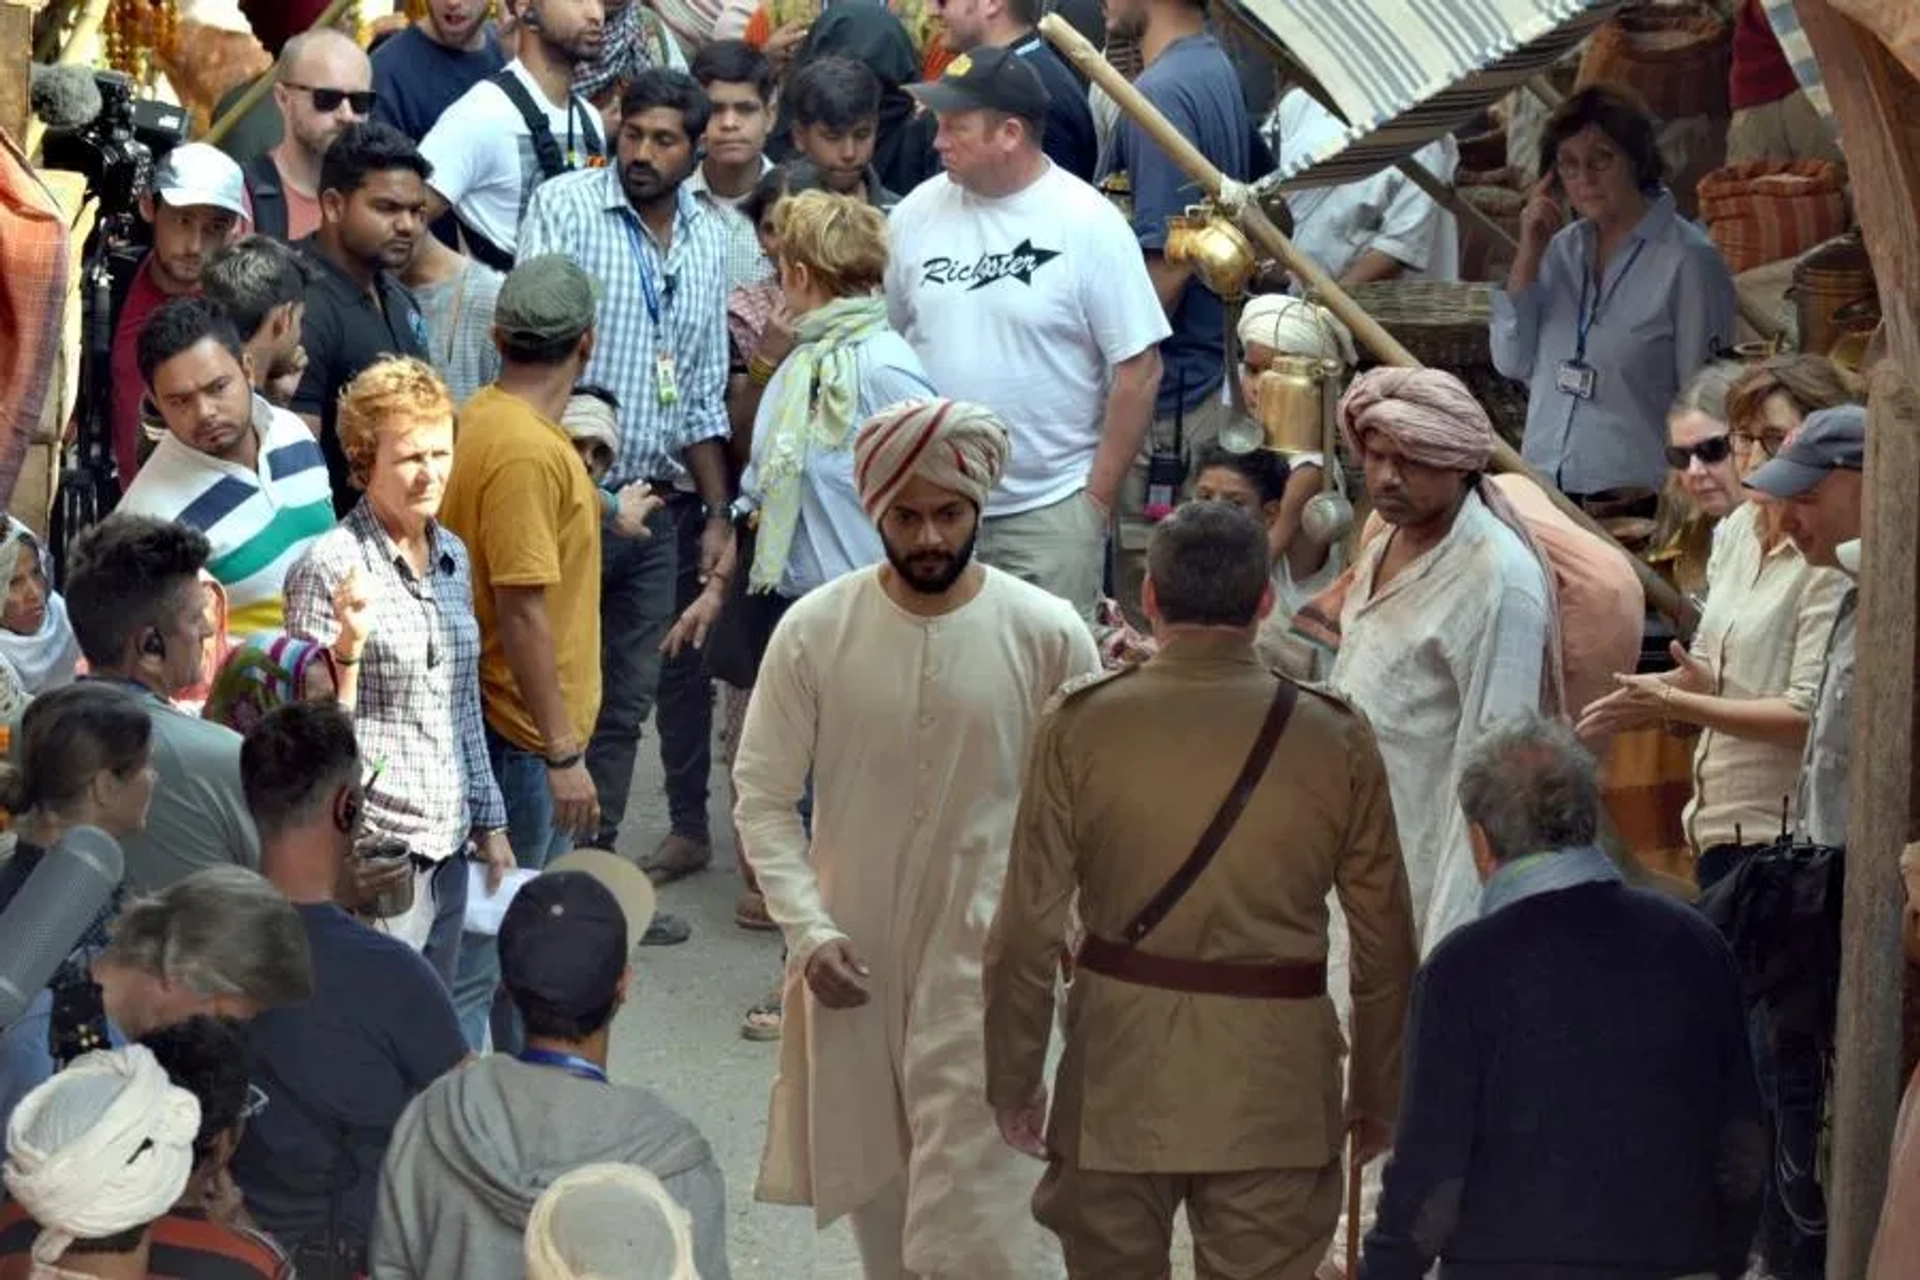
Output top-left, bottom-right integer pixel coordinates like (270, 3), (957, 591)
(1559, 238), (1646, 403)
(626, 216), (679, 407)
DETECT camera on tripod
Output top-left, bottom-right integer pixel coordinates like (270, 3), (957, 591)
(40, 70), (189, 224)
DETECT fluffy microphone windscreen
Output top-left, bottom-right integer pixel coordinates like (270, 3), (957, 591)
(29, 64), (103, 130)
(0, 825), (123, 1031)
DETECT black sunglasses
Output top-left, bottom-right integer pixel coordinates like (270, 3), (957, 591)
(285, 83), (377, 114)
(1664, 435), (1733, 470)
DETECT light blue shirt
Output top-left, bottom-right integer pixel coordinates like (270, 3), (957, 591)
(742, 330), (936, 598)
(1491, 189), (1735, 495)
(518, 170), (731, 486)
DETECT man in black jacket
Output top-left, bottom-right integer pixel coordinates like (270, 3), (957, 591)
(1362, 712), (1765, 1280)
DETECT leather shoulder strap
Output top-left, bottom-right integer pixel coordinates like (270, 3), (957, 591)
(1120, 680), (1299, 946)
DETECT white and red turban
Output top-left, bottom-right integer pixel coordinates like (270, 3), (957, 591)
(1337, 367), (1567, 714)
(852, 399), (1011, 520)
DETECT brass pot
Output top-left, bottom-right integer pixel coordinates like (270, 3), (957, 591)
(1253, 356), (1340, 455)
(1166, 205), (1256, 301)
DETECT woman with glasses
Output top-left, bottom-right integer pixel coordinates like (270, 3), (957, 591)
(1652, 361), (1749, 596)
(1579, 358), (1858, 887)
(1493, 85), (1737, 511)
(1725, 353), (1864, 470)
(283, 357), (511, 992)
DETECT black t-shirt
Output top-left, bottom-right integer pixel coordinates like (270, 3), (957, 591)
(1013, 35), (1099, 184)
(291, 239), (431, 513)
(232, 902), (466, 1254)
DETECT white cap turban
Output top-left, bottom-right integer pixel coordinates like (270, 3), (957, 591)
(1237, 293), (1358, 367)
(561, 393), (620, 460)
(524, 1163), (698, 1280)
(4, 1045), (200, 1264)
(853, 399), (1011, 520)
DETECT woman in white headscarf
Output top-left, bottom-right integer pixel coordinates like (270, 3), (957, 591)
(0, 520), (82, 716)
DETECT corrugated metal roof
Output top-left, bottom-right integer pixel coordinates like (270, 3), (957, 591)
(1226, 0), (1625, 189)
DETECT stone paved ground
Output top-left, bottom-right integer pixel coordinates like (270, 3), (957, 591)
(603, 731), (1199, 1279)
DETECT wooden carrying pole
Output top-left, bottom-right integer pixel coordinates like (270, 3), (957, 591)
(1039, 14), (1688, 626)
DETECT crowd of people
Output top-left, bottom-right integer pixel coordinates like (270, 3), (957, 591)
(0, 0), (1904, 1277)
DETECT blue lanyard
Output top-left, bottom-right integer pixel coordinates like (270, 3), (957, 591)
(620, 213), (672, 331)
(518, 1048), (608, 1084)
(1573, 237), (1647, 363)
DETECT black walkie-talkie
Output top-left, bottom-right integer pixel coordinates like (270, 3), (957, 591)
(1144, 372), (1188, 521)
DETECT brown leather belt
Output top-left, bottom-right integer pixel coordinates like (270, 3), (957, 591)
(1077, 934), (1327, 1000)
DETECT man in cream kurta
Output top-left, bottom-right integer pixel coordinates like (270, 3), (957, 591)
(734, 399), (1100, 1279)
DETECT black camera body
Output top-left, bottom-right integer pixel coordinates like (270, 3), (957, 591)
(40, 70), (189, 223)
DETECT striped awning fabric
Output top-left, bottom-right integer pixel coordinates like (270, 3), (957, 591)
(1229, 0), (1626, 190)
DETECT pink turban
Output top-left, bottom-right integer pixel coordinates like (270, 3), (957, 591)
(853, 399), (1011, 520)
(1337, 367), (1568, 715)
(1337, 367), (1495, 471)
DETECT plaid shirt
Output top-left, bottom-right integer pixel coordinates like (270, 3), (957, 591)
(519, 167), (731, 486)
(284, 501), (506, 858)
(688, 158), (776, 291)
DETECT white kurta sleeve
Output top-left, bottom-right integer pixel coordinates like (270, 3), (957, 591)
(733, 615), (847, 967)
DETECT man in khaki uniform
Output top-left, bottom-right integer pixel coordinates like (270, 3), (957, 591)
(983, 501), (1420, 1280)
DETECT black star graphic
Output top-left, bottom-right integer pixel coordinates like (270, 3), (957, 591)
(968, 238), (1062, 290)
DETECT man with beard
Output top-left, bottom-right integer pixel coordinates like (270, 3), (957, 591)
(421, 0), (608, 268)
(291, 121), (434, 513)
(734, 398), (1099, 1279)
(518, 70), (730, 920)
(120, 298), (334, 633)
(108, 144), (247, 490)
(372, 0), (507, 144)
(243, 28), (374, 242)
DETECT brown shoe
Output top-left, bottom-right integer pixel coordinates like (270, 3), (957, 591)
(641, 833), (711, 885)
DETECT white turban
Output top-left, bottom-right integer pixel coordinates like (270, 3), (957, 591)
(1237, 293), (1358, 367)
(4, 1045), (200, 1264)
(562, 393), (620, 460)
(525, 1163), (698, 1280)
(852, 399), (1011, 520)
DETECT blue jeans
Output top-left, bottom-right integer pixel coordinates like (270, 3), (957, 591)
(450, 727), (574, 1051)
(585, 504), (678, 848)
(420, 852), (469, 990)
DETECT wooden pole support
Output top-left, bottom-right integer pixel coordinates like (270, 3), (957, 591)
(1036, 12), (1690, 629)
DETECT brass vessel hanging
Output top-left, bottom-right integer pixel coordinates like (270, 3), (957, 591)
(1165, 204), (1257, 301)
(1251, 355), (1341, 456)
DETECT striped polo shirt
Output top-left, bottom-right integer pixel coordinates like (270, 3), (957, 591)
(119, 395), (336, 634)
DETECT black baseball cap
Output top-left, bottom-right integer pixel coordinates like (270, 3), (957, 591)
(500, 867), (642, 1020)
(905, 45), (1051, 125)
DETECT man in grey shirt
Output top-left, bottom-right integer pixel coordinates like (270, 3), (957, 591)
(1743, 404), (1865, 847)
(64, 514), (260, 891)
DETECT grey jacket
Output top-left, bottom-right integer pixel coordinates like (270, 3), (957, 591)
(369, 1055), (730, 1280)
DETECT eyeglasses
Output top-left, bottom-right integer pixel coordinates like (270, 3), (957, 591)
(284, 83), (377, 115)
(1554, 150), (1620, 180)
(1664, 435), (1734, 470)
(1732, 429), (1787, 459)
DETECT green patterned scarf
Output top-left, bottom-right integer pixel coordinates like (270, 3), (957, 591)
(750, 294), (892, 592)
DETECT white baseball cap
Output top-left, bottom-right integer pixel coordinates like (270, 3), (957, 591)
(150, 143), (248, 219)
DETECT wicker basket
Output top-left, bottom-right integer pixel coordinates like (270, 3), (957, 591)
(1577, 4), (1731, 124)
(1343, 281), (1530, 447)
(1698, 160), (1849, 273)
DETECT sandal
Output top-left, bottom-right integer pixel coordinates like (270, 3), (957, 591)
(735, 892), (779, 932)
(739, 988), (783, 1041)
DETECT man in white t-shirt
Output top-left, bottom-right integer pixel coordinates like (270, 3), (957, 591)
(888, 48), (1167, 623)
(420, 0), (608, 268)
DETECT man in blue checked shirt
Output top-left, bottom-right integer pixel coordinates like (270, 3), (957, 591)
(518, 68), (734, 943)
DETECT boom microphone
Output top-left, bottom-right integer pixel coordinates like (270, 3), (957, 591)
(0, 825), (123, 1031)
(29, 63), (103, 131)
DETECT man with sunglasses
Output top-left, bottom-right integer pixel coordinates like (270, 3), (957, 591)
(245, 27), (376, 242)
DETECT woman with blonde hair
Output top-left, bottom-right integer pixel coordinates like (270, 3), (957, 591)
(668, 188), (934, 1039)
(283, 357), (510, 1010)
(1580, 354), (1859, 886)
